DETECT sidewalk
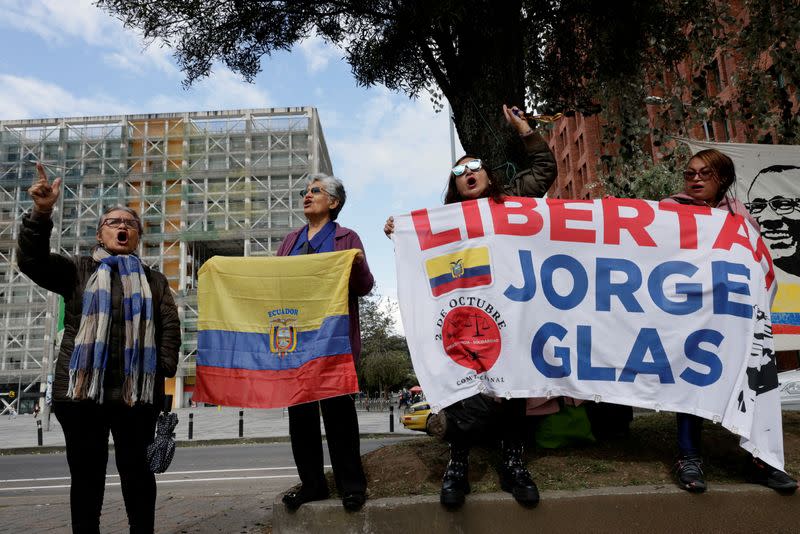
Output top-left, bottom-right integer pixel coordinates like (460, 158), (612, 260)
(0, 406), (417, 451)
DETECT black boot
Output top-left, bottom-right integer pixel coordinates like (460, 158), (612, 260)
(440, 445), (471, 508)
(499, 441), (539, 506)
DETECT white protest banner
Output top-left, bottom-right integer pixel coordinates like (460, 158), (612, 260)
(394, 197), (785, 469)
(683, 139), (800, 350)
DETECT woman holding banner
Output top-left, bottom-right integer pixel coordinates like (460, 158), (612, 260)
(385, 104), (556, 508)
(278, 173), (374, 512)
(18, 163), (181, 533)
(664, 148), (797, 493)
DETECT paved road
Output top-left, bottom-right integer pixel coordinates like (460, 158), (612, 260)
(0, 405), (418, 450)
(0, 438), (413, 533)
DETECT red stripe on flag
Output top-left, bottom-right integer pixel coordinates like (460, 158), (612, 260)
(192, 354), (359, 408)
(431, 274), (492, 297)
(774, 324), (800, 335)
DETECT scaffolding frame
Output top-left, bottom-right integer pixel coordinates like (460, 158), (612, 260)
(0, 107), (331, 408)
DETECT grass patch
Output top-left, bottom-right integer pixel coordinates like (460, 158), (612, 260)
(353, 411), (800, 498)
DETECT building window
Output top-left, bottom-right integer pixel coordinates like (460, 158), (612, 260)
(702, 121), (715, 142)
(719, 55), (729, 87)
(710, 59), (722, 94)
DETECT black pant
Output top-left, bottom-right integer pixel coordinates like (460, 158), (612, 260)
(446, 395), (527, 448)
(287, 394), (366, 496)
(54, 401), (158, 534)
(498, 397), (527, 445)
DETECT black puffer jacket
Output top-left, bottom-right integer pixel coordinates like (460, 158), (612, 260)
(16, 212), (181, 405)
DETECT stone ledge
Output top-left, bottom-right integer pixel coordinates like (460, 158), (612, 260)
(273, 484), (800, 533)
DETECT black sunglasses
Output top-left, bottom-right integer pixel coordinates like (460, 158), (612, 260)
(298, 186), (330, 197)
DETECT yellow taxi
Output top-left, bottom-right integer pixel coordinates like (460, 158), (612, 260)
(401, 401), (431, 432)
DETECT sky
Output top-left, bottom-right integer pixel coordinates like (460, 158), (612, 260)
(0, 0), (466, 331)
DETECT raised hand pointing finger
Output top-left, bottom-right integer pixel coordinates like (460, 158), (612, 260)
(28, 162), (61, 214)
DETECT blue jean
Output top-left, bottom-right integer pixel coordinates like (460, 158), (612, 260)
(676, 413), (703, 457)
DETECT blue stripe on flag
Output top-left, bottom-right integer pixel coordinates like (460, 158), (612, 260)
(197, 314), (351, 371)
(772, 312), (800, 326)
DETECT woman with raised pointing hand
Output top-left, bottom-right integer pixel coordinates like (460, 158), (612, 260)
(17, 163), (180, 534)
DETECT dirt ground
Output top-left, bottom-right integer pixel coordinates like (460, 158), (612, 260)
(356, 411), (800, 499)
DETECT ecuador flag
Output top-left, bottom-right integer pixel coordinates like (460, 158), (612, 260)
(193, 250), (360, 408)
(425, 246), (492, 297)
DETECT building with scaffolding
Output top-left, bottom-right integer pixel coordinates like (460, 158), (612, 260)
(0, 107), (331, 411)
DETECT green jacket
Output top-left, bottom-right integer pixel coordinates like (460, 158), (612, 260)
(504, 132), (557, 197)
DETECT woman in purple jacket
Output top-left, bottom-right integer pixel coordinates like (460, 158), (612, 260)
(277, 173), (374, 512)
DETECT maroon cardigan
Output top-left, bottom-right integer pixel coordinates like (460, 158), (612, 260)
(277, 223), (374, 362)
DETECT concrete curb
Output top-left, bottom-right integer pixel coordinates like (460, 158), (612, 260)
(272, 484), (800, 533)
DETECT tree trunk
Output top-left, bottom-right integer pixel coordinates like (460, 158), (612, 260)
(442, 0), (527, 175)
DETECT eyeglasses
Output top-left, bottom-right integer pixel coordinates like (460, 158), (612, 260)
(298, 186), (329, 197)
(746, 197), (800, 215)
(683, 168), (715, 181)
(102, 217), (139, 230)
(451, 159), (483, 176)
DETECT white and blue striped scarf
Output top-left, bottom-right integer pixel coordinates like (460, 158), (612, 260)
(67, 247), (156, 405)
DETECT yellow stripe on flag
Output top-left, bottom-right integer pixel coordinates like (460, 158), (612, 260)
(774, 283), (800, 313)
(198, 250), (358, 334)
(425, 246), (490, 279)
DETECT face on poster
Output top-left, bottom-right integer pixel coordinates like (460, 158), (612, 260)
(745, 165), (800, 279)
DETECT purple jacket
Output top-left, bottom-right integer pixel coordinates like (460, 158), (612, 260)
(277, 223), (374, 362)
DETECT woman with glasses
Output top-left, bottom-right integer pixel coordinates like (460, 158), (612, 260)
(385, 104), (557, 508)
(277, 173), (374, 512)
(662, 148), (797, 494)
(17, 164), (181, 533)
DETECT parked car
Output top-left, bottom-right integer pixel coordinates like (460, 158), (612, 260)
(401, 401), (431, 431)
(779, 369), (800, 410)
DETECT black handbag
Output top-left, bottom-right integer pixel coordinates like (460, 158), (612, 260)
(146, 411), (178, 474)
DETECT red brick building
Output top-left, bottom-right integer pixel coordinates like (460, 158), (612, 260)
(545, 113), (603, 199)
(545, 2), (798, 200)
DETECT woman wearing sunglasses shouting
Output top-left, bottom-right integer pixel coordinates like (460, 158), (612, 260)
(662, 148), (797, 494)
(385, 104), (557, 509)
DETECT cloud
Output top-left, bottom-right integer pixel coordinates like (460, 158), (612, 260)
(146, 69), (273, 114)
(326, 89), (462, 205)
(0, 69), (272, 121)
(2, 0), (118, 46)
(296, 34), (343, 74)
(0, 74), (129, 119)
(1, 0), (177, 77)
(101, 40), (177, 77)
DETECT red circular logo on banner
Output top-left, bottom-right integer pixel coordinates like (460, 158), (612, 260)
(441, 306), (501, 373)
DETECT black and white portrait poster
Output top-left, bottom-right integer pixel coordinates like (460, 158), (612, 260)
(685, 139), (800, 350)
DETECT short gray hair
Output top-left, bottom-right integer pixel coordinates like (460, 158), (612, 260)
(97, 205), (143, 234)
(307, 173), (347, 221)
